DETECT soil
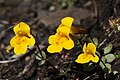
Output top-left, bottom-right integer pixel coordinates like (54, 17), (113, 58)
(0, 0), (120, 80)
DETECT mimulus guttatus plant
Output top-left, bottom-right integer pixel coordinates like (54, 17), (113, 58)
(10, 22), (35, 55)
(47, 17), (75, 53)
(75, 43), (99, 64)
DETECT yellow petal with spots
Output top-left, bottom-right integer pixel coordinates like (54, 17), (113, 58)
(87, 43), (96, 54)
(75, 53), (91, 64)
(14, 22), (30, 36)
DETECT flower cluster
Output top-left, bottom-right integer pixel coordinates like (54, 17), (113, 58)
(10, 22), (35, 55)
(47, 17), (75, 53)
(9, 17), (99, 64)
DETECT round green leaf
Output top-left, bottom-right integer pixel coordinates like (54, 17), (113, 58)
(104, 44), (113, 54)
(105, 54), (116, 63)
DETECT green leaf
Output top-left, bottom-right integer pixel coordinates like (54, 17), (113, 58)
(99, 60), (105, 69)
(35, 50), (46, 60)
(105, 63), (111, 73)
(105, 54), (116, 63)
(103, 44), (113, 55)
(35, 53), (42, 60)
(99, 62), (112, 73)
(41, 50), (46, 60)
(115, 54), (120, 59)
(38, 60), (46, 66)
(96, 51), (101, 57)
(92, 37), (98, 46)
(101, 56), (106, 62)
(113, 71), (118, 75)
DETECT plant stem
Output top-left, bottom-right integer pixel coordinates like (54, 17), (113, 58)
(31, 33), (60, 73)
(32, 34), (44, 59)
(100, 59), (108, 73)
(28, 48), (60, 73)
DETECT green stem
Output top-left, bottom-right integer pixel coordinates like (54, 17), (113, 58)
(28, 48), (60, 73)
(32, 34), (44, 59)
(31, 33), (60, 73)
(100, 59), (108, 73)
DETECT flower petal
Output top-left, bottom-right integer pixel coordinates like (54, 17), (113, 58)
(14, 22), (30, 36)
(87, 43), (96, 54)
(57, 27), (70, 36)
(63, 38), (74, 50)
(48, 35), (56, 44)
(47, 44), (63, 53)
(91, 54), (99, 63)
(61, 17), (74, 27)
(10, 36), (18, 47)
(14, 43), (27, 55)
(83, 43), (87, 53)
(75, 53), (91, 64)
(27, 35), (35, 46)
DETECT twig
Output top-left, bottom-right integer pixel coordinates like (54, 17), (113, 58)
(0, 51), (6, 60)
(17, 54), (35, 77)
(113, 0), (119, 17)
(0, 59), (17, 63)
(2, 26), (14, 34)
(98, 27), (116, 48)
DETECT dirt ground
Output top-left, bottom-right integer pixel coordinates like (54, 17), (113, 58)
(0, 0), (120, 80)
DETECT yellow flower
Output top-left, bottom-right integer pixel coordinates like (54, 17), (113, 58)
(75, 43), (99, 64)
(47, 32), (74, 53)
(47, 17), (75, 53)
(10, 22), (35, 55)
